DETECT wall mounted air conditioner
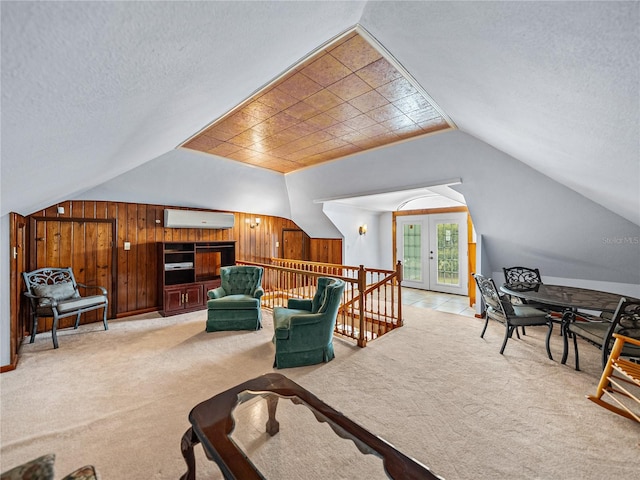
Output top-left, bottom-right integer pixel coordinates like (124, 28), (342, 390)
(163, 209), (235, 229)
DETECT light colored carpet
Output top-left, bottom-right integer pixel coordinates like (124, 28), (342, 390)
(1, 306), (639, 479)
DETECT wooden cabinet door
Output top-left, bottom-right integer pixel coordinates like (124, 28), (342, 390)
(282, 229), (308, 260)
(164, 287), (184, 313)
(184, 285), (203, 309)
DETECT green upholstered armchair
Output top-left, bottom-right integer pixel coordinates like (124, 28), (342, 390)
(273, 277), (346, 369)
(206, 265), (264, 332)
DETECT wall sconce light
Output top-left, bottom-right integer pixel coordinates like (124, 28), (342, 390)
(358, 224), (367, 236)
(250, 218), (261, 229)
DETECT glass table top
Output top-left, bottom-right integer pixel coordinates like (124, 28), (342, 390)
(187, 373), (440, 480)
(230, 392), (389, 479)
(500, 282), (639, 312)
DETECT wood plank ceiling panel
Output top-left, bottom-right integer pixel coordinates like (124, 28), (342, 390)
(181, 27), (453, 173)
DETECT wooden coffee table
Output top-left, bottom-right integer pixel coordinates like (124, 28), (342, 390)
(180, 373), (441, 480)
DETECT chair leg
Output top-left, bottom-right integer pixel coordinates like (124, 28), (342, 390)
(52, 313), (60, 349)
(545, 321), (554, 360)
(480, 317), (489, 338)
(500, 325), (514, 355)
(601, 344), (611, 371)
(572, 332), (580, 371)
(560, 311), (573, 364)
(103, 306), (109, 331)
(30, 314), (38, 343)
(74, 312), (81, 329)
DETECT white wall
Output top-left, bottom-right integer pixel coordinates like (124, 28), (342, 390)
(76, 149), (293, 219)
(322, 203), (391, 270)
(378, 211), (394, 270)
(285, 130), (640, 286)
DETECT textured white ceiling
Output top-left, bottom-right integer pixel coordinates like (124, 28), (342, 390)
(1, 1), (638, 225)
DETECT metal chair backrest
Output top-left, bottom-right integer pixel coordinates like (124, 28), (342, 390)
(503, 266), (542, 285)
(473, 273), (508, 318)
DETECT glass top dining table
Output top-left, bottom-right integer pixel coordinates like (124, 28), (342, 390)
(499, 282), (639, 313)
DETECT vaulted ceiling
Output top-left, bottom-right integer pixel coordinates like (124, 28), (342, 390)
(1, 1), (638, 226)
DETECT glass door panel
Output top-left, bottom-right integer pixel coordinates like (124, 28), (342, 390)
(436, 223), (459, 285)
(403, 223), (422, 282)
(397, 219), (427, 289)
(429, 213), (467, 295)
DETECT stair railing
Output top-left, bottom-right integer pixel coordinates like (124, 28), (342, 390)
(237, 258), (403, 347)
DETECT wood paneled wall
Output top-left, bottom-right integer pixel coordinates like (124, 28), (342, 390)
(310, 238), (344, 265)
(26, 201), (343, 319)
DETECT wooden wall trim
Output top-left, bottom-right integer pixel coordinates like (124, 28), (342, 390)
(0, 357), (18, 373)
(392, 207), (476, 304)
(394, 206), (469, 217)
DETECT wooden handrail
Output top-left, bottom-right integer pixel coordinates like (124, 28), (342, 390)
(237, 258), (403, 347)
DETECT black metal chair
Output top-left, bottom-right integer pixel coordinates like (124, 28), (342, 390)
(564, 297), (640, 371)
(23, 267), (109, 348)
(473, 273), (554, 358)
(502, 266), (565, 317)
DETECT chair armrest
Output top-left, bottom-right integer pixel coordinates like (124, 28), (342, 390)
(613, 333), (640, 347)
(208, 287), (226, 299)
(77, 283), (107, 295)
(253, 286), (265, 299)
(287, 298), (313, 311)
(289, 313), (324, 326)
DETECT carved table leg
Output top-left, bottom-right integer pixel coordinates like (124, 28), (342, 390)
(180, 427), (200, 480)
(560, 310), (574, 365)
(265, 394), (280, 436)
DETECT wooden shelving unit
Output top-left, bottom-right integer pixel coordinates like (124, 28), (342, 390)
(158, 241), (235, 316)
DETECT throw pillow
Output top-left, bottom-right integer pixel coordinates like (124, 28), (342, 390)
(499, 296), (516, 316)
(1, 453), (55, 480)
(33, 283), (77, 307)
(618, 311), (640, 338)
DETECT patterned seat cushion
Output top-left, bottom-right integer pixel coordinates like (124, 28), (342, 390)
(1, 454), (55, 480)
(0, 454), (98, 480)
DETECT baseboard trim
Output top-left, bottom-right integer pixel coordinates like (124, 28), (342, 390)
(115, 307), (160, 319)
(1, 356), (19, 373)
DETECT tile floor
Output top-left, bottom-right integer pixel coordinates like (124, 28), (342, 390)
(401, 287), (477, 317)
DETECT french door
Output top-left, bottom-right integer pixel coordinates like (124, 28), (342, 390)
(397, 213), (468, 295)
